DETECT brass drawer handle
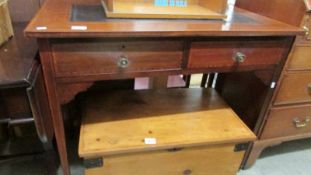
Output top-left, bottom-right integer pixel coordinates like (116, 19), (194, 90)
(233, 52), (246, 63)
(308, 83), (311, 94)
(117, 56), (129, 68)
(293, 117), (310, 128)
(303, 25), (310, 37)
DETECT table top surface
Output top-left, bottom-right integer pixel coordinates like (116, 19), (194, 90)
(0, 22), (38, 89)
(25, 0), (303, 38)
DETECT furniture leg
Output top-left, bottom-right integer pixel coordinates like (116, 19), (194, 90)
(201, 74), (208, 87)
(243, 140), (282, 169)
(184, 75), (191, 88)
(38, 39), (70, 175)
(207, 73), (215, 87)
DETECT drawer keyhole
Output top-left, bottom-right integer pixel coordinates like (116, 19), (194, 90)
(118, 56), (129, 68)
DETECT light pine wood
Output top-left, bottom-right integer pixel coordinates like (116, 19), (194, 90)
(287, 46), (311, 71)
(79, 88), (256, 158)
(85, 144), (245, 175)
(0, 0), (13, 46)
(102, 0), (227, 19)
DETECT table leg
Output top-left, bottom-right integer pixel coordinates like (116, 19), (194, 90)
(38, 39), (70, 175)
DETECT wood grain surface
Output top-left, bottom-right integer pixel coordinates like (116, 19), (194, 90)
(261, 104), (311, 139)
(85, 144), (245, 175)
(24, 0), (303, 38)
(79, 88), (256, 158)
(275, 72), (311, 105)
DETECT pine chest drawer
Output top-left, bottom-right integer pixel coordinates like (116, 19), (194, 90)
(79, 89), (256, 175)
(83, 145), (245, 175)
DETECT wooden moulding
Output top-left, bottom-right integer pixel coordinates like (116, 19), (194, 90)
(79, 88), (256, 159)
(0, 0), (13, 46)
(101, 0), (228, 20)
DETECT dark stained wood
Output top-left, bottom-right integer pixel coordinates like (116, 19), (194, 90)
(236, 0), (306, 27)
(0, 88), (32, 119)
(58, 82), (94, 105)
(27, 66), (54, 142)
(188, 38), (287, 70)
(51, 40), (183, 78)
(0, 20), (54, 156)
(287, 45), (311, 71)
(24, 0), (303, 38)
(261, 104), (311, 139)
(207, 73), (215, 88)
(274, 72), (311, 105)
(38, 39), (70, 175)
(0, 22), (38, 89)
(200, 74), (208, 88)
(216, 72), (269, 130)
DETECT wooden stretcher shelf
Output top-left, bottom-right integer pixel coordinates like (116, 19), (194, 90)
(102, 0), (228, 19)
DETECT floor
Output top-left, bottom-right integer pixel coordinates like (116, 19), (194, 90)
(238, 139), (311, 175)
(0, 138), (310, 175)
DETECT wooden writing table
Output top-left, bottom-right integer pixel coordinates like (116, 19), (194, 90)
(24, 0), (303, 174)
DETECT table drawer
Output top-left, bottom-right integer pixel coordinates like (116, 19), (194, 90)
(188, 38), (286, 70)
(51, 40), (183, 77)
(287, 46), (311, 70)
(261, 105), (311, 139)
(275, 72), (311, 105)
(85, 145), (245, 175)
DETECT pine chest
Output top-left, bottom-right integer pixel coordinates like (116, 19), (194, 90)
(79, 89), (256, 175)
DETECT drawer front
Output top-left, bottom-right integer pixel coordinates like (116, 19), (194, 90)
(261, 105), (311, 139)
(52, 40), (183, 77)
(275, 72), (311, 105)
(188, 39), (286, 70)
(85, 144), (245, 175)
(287, 46), (311, 70)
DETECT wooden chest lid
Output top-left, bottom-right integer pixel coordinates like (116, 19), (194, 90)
(79, 88), (256, 159)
